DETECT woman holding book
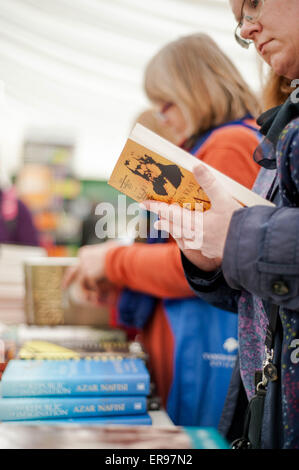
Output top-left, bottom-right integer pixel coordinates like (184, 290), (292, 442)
(64, 33), (261, 427)
(141, 0), (299, 449)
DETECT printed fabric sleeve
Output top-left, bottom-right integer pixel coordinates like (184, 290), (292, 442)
(105, 240), (194, 299)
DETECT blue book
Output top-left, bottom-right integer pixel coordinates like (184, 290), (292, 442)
(0, 396), (147, 421)
(184, 427), (229, 449)
(5, 413), (152, 426)
(0, 358), (150, 397)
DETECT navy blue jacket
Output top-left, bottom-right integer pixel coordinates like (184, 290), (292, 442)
(182, 108), (299, 449)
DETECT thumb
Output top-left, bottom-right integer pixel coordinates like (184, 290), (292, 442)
(62, 265), (79, 288)
(193, 163), (223, 205)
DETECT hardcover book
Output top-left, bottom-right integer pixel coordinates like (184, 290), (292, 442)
(109, 123), (275, 210)
(24, 257), (111, 327)
(0, 358), (150, 397)
(0, 395), (147, 421)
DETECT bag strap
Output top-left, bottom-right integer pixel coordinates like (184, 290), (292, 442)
(265, 304), (279, 352)
(232, 304), (279, 449)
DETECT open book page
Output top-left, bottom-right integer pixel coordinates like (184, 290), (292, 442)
(109, 124), (275, 210)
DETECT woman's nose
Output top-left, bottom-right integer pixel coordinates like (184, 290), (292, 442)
(240, 20), (262, 42)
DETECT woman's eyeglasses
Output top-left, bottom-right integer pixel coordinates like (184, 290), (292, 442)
(234, 0), (265, 49)
(156, 102), (173, 121)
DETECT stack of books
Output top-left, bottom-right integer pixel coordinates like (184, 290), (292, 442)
(0, 356), (152, 426)
(0, 324), (127, 351)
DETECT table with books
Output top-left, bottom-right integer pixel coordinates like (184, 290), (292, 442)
(0, 249), (229, 450)
(0, 324), (229, 449)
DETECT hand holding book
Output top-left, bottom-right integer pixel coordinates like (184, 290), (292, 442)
(108, 124), (274, 270)
(141, 162), (242, 266)
(62, 241), (120, 306)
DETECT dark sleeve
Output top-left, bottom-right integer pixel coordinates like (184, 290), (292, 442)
(222, 121), (299, 311)
(14, 200), (40, 246)
(278, 118), (299, 207)
(222, 205), (299, 310)
(181, 252), (240, 313)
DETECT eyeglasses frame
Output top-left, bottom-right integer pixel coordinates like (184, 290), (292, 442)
(234, 0), (265, 49)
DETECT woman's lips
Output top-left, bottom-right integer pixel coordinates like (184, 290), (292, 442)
(259, 39), (273, 54)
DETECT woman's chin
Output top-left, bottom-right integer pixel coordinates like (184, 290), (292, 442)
(269, 54), (298, 80)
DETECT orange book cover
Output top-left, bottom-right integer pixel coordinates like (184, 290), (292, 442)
(109, 137), (211, 211)
(109, 124), (275, 211)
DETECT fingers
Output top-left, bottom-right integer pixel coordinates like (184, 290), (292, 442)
(193, 163), (223, 204)
(154, 217), (203, 250)
(81, 273), (100, 293)
(140, 200), (171, 219)
(62, 265), (79, 288)
(141, 201), (196, 226)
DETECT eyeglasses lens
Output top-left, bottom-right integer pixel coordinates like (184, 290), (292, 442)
(234, 0), (264, 48)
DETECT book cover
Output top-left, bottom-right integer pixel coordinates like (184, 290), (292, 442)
(0, 358), (150, 397)
(109, 123), (275, 210)
(16, 340), (147, 361)
(5, 413), (152, 426)
(1, 324), (127, 346)
(24, 257), (111, 327)
(0, 396), (147, 421)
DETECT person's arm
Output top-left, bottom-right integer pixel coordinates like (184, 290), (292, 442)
(223, 120), (299, 310)
(108, 125), (260, 300)
(180, 252), (240, 313)
(222, 205), (299, 310)
(105, 241), (194, 298)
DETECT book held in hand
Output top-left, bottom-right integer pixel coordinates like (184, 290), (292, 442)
(109, 124), (275, 210)
(0, 358), (150, 397)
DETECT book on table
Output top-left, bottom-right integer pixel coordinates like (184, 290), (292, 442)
(108, 123), (275, 211)
(0, 358), (150, 398)
(0, 395), (148, 421)
(0, 358), (151, 422)
(4, 414), (153, 426)
(15, 339), (147, 361)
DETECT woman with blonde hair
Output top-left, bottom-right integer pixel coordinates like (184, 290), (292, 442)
(64, 33), (261, 427)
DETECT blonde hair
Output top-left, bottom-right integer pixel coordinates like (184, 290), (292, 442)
(144, 33), (260, 135)
(262, 69), (294, 110)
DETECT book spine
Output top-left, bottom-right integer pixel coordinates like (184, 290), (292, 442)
(0, 396), (147, 421)
(6, 414), (152, 426)
(1, 375), (150, 398)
